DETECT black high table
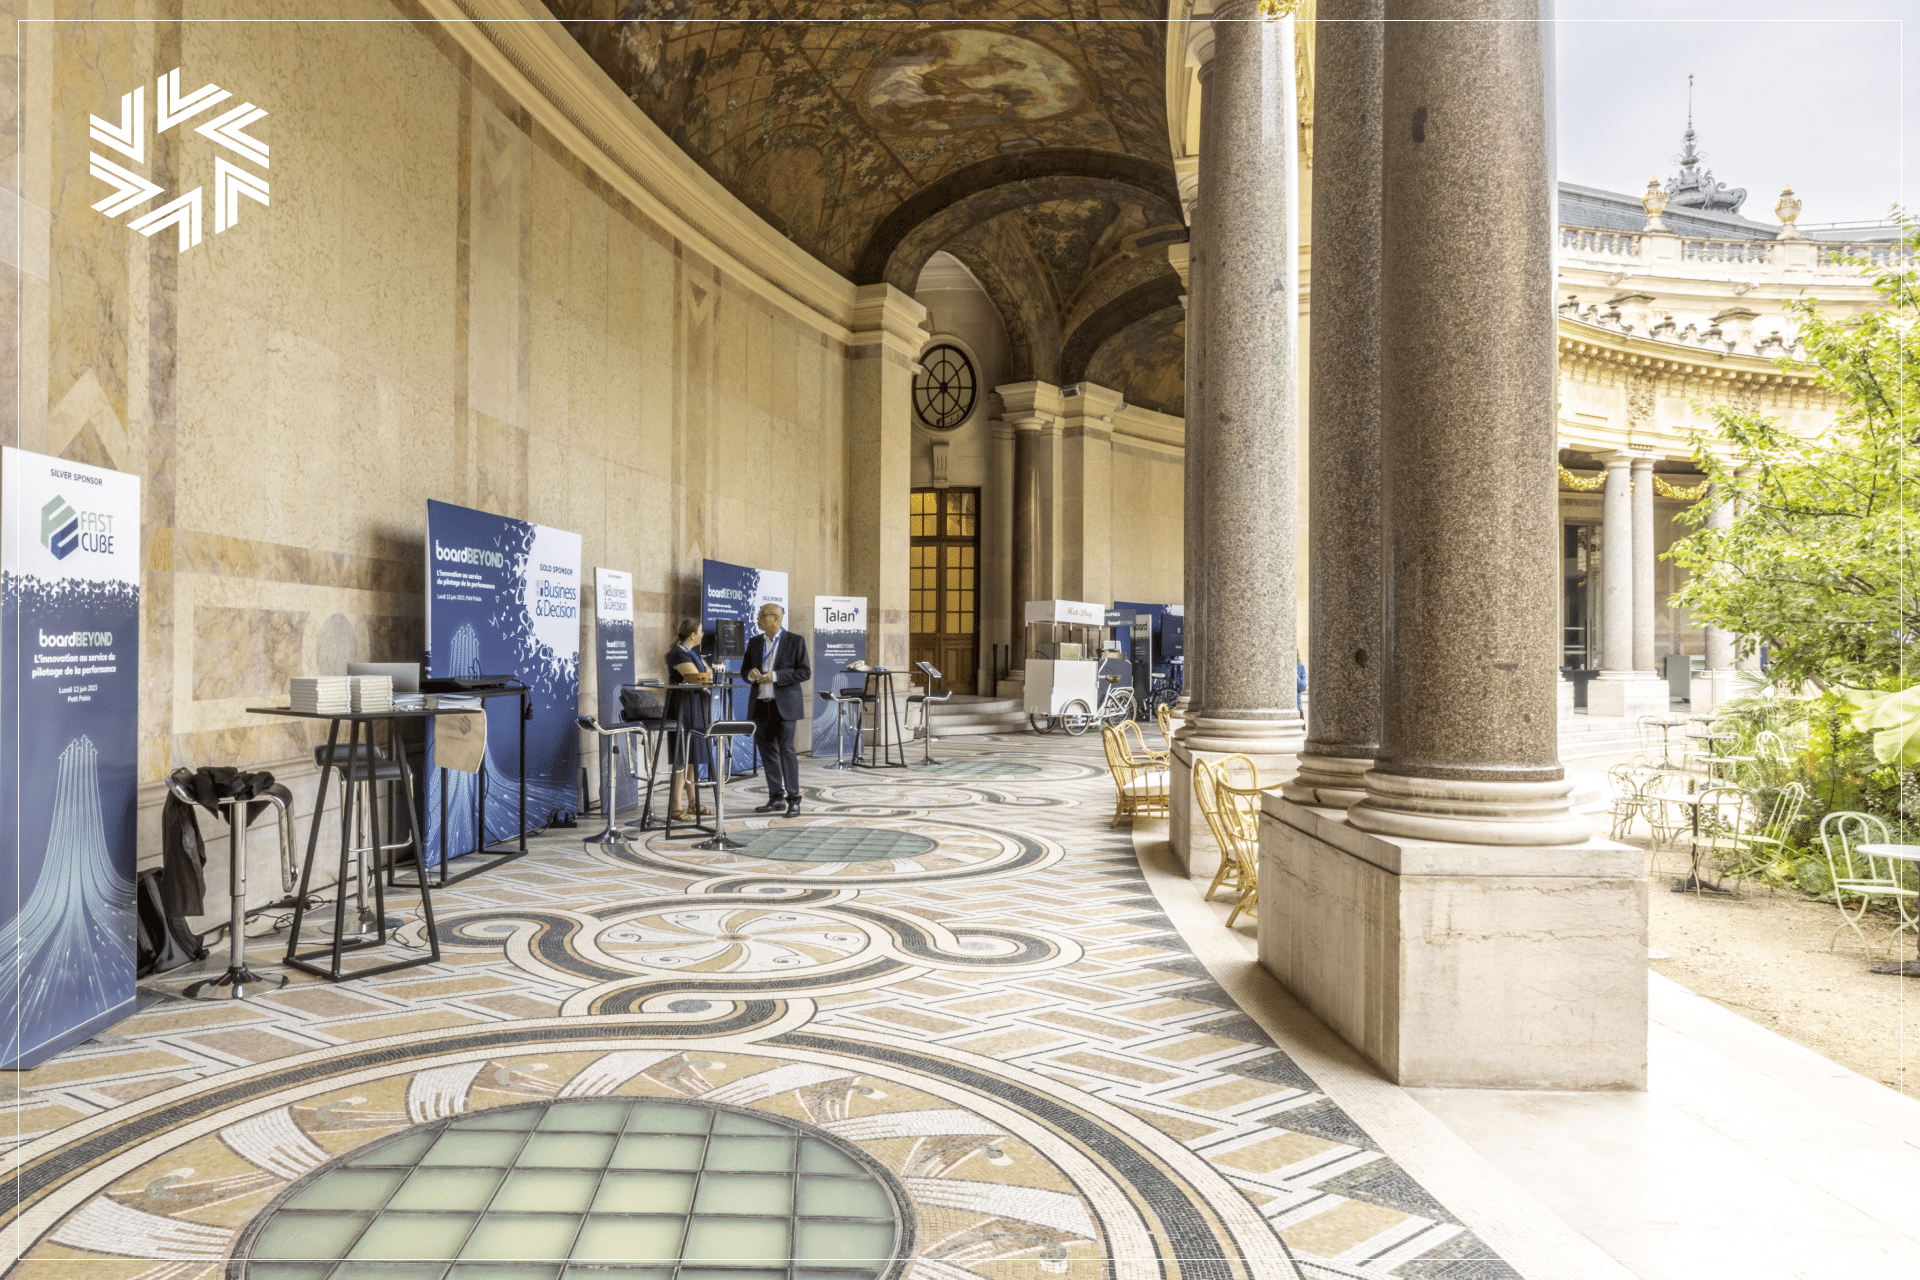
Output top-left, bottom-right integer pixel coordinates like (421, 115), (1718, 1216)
(249, 705), (465, 981)
(854, 668), (908, 769)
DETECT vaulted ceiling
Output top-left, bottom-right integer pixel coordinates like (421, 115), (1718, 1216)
(545, 0), (1188, 403)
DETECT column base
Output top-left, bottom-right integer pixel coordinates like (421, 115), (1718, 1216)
(1347, 770), (1592, 846)
(1558, 675), (1576, 715)
(1176, 710), (1306, 756)
(1585, 672), (1670, 720)
(1170, 738), (1301, 881)
(1280, 751), (1371, 808)
(1260, 794), (1648, 1089)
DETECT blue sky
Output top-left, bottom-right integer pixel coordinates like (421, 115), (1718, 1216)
(1554, 0), (1909, 226)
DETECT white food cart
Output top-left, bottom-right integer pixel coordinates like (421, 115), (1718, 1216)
(1022, 598), (1103, 732)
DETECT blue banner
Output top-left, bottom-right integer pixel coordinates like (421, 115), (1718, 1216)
(810, 596), (867, 759)
(2, 448), (141, 1068)
(594, 568), (638, 811)
(424, 501), (581, 864)
(700, 559), (788, 771)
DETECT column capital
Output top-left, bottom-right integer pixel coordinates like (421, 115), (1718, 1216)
(1629, 455), (1655, 473)
(1595, 449), (1645, 468)
(1185, 22), (1217, 67)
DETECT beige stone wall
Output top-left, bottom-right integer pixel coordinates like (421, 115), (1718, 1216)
(4, 0), (865, 903)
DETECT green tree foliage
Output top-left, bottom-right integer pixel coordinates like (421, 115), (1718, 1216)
(1668, 226), (1917, 692)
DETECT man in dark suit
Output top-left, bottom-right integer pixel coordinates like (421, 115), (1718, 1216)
(743, 602), (810, 816)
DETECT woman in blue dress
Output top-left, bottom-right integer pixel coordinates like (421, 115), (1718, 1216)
(666, 618), (714, 821)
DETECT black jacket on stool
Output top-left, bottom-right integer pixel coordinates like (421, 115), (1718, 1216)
(743, 629), (811, 804)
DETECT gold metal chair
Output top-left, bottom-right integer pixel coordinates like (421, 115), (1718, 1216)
(1100, 721), (1171, 827)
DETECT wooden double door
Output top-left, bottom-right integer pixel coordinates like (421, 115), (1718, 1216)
(909, 487), (979, 695)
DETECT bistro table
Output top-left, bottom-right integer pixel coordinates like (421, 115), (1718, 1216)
(1646, 716), (1691, 769)
(1663, 787), (1737, 895)
(249, 705), (468, 981)
(1863, 845), (1920, 976)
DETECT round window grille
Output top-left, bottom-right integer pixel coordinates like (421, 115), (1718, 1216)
(236, 1097), (908, 1279)
(912, 345), (976, 431)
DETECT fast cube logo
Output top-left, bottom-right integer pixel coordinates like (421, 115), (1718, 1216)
(87, 67), (269, 253)
(41, 496), (79, 560)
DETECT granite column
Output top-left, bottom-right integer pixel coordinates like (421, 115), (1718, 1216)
(1177, 0), (1305, 759)
(1178, 25), (1216, 719)
(1697, 484), (1735, 709)
(1343, 0), (1585, 845)
(1009, 412), (1045, 658)
(1284, 0), (1382, 808)
(1262, 0), (1643, 1091)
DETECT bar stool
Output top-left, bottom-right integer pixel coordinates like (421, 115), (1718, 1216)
(689, 720), (755, 851)
(576, 716), (649, 845)
(817, 689), (860, 772)
(907, 661), (952, 767)
(855, 669), (908, 769)
(313, 742), (410, 937)
(167, 769), (291, 1001)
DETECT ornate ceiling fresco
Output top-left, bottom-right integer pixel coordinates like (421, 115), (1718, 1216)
(545, 0), (1188, 398)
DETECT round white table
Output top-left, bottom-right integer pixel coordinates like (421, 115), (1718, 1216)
(1861, 844), (1920, 976)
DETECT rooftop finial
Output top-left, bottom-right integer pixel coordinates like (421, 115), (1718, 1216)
(1665, 76), (1746, 215)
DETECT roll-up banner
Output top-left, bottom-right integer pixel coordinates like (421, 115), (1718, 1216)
(593, 568), (638, 810)
(424, 500), (582, 866)
(810, 597), (867, 759)
(1, 448), (141, 1068)
(700, 559), (789, 770)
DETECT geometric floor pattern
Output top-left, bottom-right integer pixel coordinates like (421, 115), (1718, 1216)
(1, 733), (1518, 1280)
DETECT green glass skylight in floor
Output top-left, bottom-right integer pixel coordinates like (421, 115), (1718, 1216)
(240, 1098), (905, 1280)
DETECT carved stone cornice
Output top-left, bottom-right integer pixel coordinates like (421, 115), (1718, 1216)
(418, 0), (861, 340)
(1556, 318), (1821, 391)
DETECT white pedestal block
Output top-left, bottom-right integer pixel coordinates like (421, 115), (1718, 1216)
(1170, 742), (1299, 882)
(1557, 676), (1576, 714)
(1585, 674), (1669, 721)
(1692, 669), (1736, 715)
(1260, 794), (1648, 1089)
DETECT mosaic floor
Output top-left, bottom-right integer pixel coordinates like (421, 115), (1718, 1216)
(3, 734), (1520, 1280)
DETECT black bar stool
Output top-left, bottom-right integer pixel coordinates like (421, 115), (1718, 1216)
(167, 770), (291, 1001)
(689, 720), (755, 851)
(907, 661), (952, 767)
(313, 742), (409, 937)
(577, 716), (649, 845)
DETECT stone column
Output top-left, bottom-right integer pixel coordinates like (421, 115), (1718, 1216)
(1170, 3), (1307, 879)
(1631, 455), (1658, 674)
(1008, 412), (1045, 662)
(846, 284), (927, 672)
(1283, 0), (1382, 809)
(1587, 452), (1666, 719)
(1263, 0), (1644, 1092)
(1179, 1), (1303, 758)
(1696, 484), (1735, 711)
(1178, 26), (1214, 720)
(1341, 0), (1586, 848)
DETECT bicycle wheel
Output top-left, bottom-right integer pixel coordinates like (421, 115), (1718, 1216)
(1109, 690), (1138, 726)
(1060, 699), (1093, 736)
(1028, 712), (1056, 734)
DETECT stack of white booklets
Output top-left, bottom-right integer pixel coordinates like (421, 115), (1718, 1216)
(290, 676), (351, 714)
(350, 675), (394, 713)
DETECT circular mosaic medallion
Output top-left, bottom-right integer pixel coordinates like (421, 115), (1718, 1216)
(237, 1096), (905, 1277)
(601, 908), (867, 973)
(728, 827), (937, 863)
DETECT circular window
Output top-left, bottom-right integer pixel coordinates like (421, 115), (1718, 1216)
(912, 345), (977, 431)
(238, 1097), (907, 1279)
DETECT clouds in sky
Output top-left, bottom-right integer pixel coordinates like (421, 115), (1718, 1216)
(1554, 0), (1909, 225)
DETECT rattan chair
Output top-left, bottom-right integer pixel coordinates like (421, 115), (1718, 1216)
(1155, 701), (1175, 750)
(1819, 811), (1916, 959)
(1215, 776), (1264, 927)
(1100, 720), (1171, 827)
(1195, 755), (1260, 911)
